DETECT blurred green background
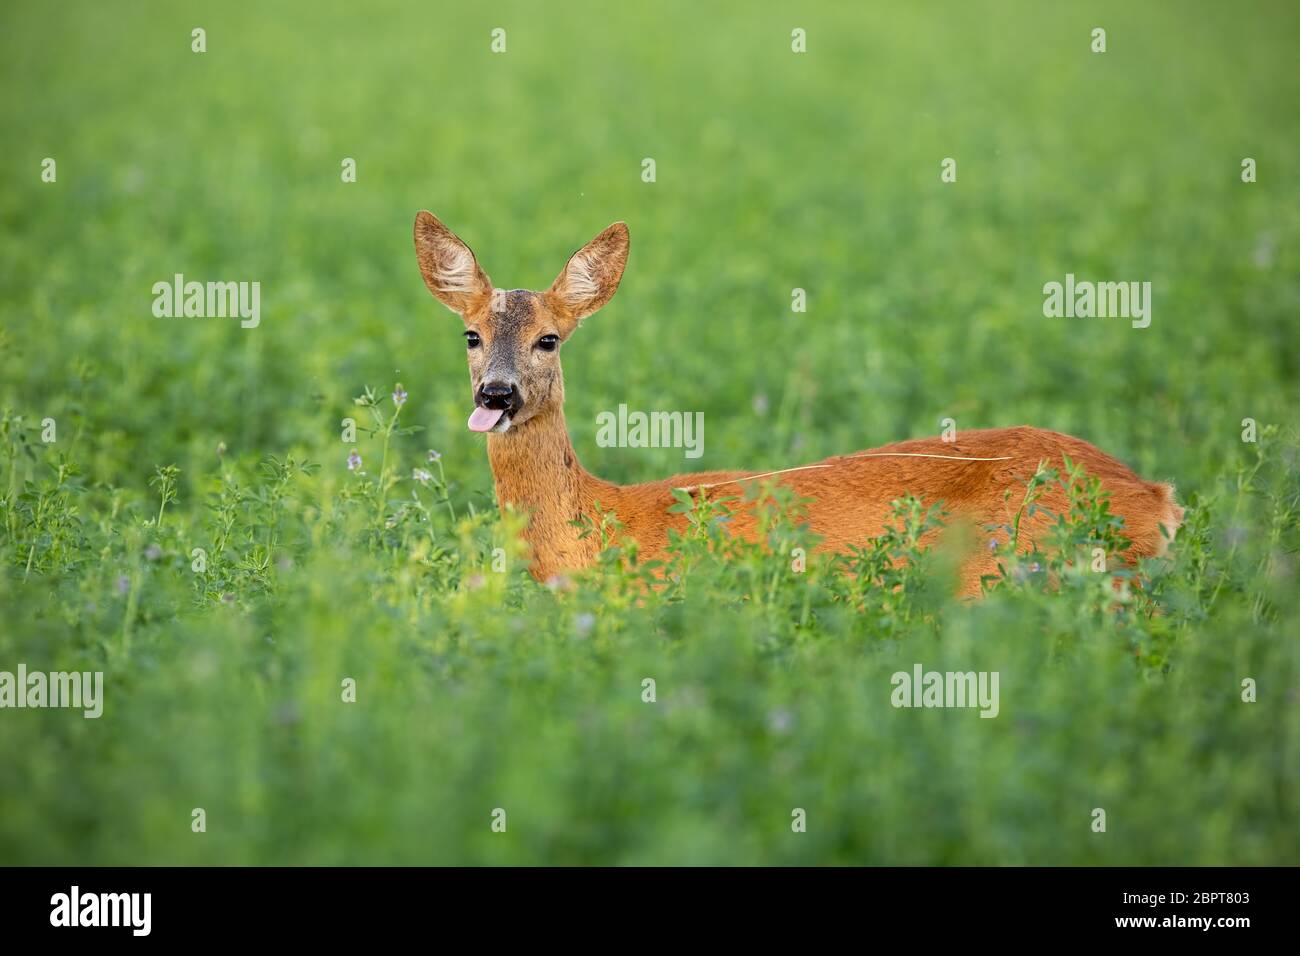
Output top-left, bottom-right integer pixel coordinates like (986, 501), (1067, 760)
(0, 0), (1297, 864)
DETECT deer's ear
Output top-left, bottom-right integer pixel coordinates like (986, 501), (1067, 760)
(545, 222), (629, 329)
(414, 210), (493, 315)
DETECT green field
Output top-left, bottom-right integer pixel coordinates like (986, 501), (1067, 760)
(1, 0), (1297, 864)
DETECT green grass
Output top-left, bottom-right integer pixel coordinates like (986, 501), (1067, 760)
(1, 0), (1297, 865)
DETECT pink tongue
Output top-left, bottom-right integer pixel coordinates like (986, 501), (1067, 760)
(467, 406), (505, 432)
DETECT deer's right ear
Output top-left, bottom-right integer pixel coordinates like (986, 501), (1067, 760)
(414, 210), (493, 315)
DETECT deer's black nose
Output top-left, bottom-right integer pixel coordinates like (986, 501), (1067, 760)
(478, 382), (520, 412)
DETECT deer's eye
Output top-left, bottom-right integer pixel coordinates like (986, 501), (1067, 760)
(536, 334), (560, 352)
(464, 331), (481, 349)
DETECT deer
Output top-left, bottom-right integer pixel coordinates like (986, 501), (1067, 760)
(414, 211), (1183, 596)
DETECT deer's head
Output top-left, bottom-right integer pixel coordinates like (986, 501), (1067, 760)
(414, 211), (629, 434)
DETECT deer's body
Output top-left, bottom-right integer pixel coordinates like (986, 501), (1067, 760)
(486, 404), (1181, 595)
(414, 211), (1182, 596)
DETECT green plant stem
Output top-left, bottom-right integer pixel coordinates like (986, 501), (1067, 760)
(435, 459), (455, 522)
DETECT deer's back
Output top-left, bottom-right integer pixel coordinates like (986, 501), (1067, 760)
(605, 426), (1181, 595)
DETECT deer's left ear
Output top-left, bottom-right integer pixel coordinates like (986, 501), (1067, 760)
(545, 222), (629, 329)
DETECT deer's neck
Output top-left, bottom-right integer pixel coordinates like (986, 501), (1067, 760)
(486, 407), (615, 580)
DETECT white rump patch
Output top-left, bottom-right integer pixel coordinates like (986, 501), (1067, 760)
(1154, 485), (1184, 557)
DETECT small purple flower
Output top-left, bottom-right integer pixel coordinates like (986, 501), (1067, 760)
(144, 543), (163, 561)
(392, 384), (407, 408)
(427, 449), (442, 462)
(1029, 561), (1041, 573)
(347, 450), (362, 471)
(115, 575), (131, 595)
(1252, 232), (1276, 269)
(574, 612), (595, 638)
(988, 537), (999, 552)
(412, 468), (432, 485)
(767, 709), (793, 733)
(220, 592), (236, 605)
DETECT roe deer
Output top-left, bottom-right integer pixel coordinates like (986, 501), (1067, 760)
(414, 211), (1183, 595)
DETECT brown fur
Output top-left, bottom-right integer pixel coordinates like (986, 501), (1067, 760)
(415, 211), (1183, 596)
